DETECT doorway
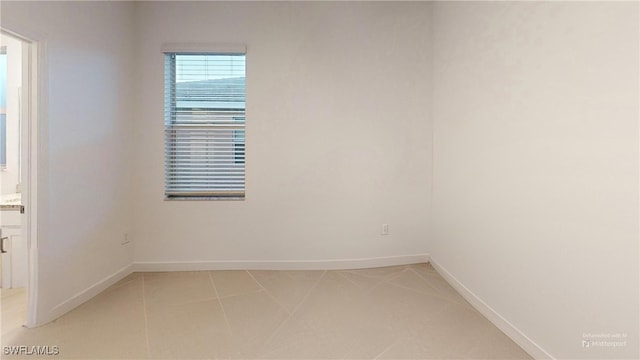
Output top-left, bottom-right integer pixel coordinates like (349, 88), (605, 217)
(0, 30), (38, 334)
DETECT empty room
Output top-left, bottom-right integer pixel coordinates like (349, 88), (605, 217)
(0, 1), (637, 359)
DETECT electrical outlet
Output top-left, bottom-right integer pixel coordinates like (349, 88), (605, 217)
(121, 233), (131, 245)
(381, 224), (389, 235)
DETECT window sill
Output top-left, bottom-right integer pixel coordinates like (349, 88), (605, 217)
(164, 196), (245, 201)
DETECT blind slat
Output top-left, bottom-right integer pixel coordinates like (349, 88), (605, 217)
(165, 53), (246, 199)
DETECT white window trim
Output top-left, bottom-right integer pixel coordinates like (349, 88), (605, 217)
(162, 43), (246, 55)
(163, 44), (247, 201)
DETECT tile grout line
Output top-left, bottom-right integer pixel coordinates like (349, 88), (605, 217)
(262, 270), (327, 348)
(170, 288), (265, 307)
(141, 274), (151, 360)
(343, 266), (408, 280)
(333, 270), (365, 289)
(288, 270), (326, 316)
(338, 269), (406, 360)
(208, 271), (233, 334)
(406, 267), (445, 293)
(259, 332), (313, 360)
(341, 267), (408, 295)
(362, 274), (389, 296)
(383, 270), (467, 306)
(333, 272), (384, 360)
(373, 337), (402, 360)
(169, 295), (228, 307)
(385, 279), (450, 302)
(405, 267), (470, 306)
(246, 270), (292, 316)
(218, 288), (265, 301)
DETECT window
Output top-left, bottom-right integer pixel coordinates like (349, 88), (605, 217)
(0, 114), (5, 169)
(0, 48), (6, 169)
(164, 52), (246, 199)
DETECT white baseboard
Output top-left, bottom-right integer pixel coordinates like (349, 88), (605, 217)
(428, 257), (554, 360)
(132, 253), (430, 272)
(41, 264), (133, 327)
(35, 255), (428, 327)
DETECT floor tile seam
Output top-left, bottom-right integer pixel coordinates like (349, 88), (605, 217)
(370, 283), (464, 328)
(143, 270), (216, 277)
(340, 330), (399, 360)
(379, 266), (412, 281)
(261, 270), (327, 349)
(360, 268), (411, 295)
(141, 274), (151, 360)
(143, 271), (210, 277)
(287, 270), (326, 315)
(404, 267), (467, 303)
(142, 276), (213, 286)
(413, 267), (439, 276)
(469, 329), (533, 360)
(216, 288), (266, 302)
(255, 337), (297, 359)
(100, 277), (145, 298)
(245, 271), (292, 316)
(427, 301), (483, 328)
(104, 279), (140, 293)
(333, 270), (369, 290)
(113, 273), (144, 283)
(148, 295), (224, 308)
(382, 280), (467, 309)
(461, 330), (508, 359)
(378, 267), (413, 284)
(340, 268), (409, 288)
(413, 272), (448, 286)
(363, 276), (388, 296)
(409, 266), (446, 283)
(404, 331), (443, 351)
(255, 325), (320, 360)
(372, 337), (403, 360)
(382, 278), (456, 303)
(340, 270), (389, 281)
(143, 289), (263, 306)
(208, 271), (233, 334)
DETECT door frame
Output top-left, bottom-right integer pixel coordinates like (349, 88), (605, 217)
(1, 28), (42, 328)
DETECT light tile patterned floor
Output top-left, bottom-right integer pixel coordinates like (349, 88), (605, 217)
(2, 287), (28, 340)
(1, 263), (531, 359)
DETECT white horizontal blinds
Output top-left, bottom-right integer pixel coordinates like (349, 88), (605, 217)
(165, 53), (246, 198)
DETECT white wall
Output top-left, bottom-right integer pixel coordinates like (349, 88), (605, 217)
(432, 2), (639, 359)
(0, 34), (22, 196)
(1, 1), (136, 324)
(131, 2), (433, 265)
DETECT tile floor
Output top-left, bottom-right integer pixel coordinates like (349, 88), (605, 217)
(2, 287), (28, 340)
(1, 263), (531, 359)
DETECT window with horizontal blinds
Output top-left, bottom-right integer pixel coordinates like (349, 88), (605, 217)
(164, 53), (246, 199)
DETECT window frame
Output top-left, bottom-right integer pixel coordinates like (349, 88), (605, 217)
(0, 47), (7, 170)
(163, 47), (246, 201)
